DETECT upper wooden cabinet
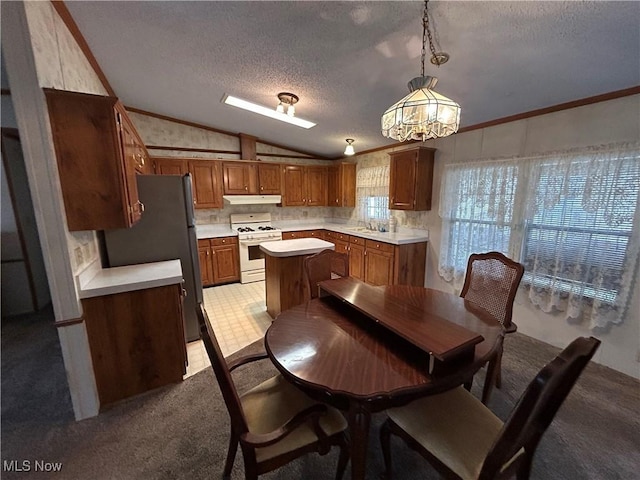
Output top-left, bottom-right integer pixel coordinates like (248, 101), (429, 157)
(388, 147), (435, 211)
(44, 89), (144, 231)
(190, 160), (223, 209)
(257, 163), (281, 194)
(154, 157), (189, 175)
(223, 162), (256, 194)
(282, 164), (327, 206)
(223, 161), (281, 195)
(328, 163), (356, 207)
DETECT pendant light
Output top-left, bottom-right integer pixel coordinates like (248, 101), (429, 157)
(381, 0), (461, 142)
(344, 139), (355, 156)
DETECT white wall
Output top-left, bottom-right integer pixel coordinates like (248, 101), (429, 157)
(357, 95), (640, 378)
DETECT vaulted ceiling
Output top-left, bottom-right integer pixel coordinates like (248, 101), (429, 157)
(64, 1), (639, 158)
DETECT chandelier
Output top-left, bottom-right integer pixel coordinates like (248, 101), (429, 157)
(381, 0), (461, 142)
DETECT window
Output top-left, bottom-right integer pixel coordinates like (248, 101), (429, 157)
(356, 165), (390, 224)
(438, 160), (521, 281)
(438, 143), (640, 329)
(522, 155), (639, 305)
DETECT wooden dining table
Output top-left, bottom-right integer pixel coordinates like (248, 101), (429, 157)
(264, 277), (504, 480)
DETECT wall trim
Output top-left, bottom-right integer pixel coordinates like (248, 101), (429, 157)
(126, 106), (331, 160)
(55, 316), (84, 327)
(456, 85), (640, 134)
(50, 1), (116, 97)
(349, 86), (640, 158)
(146, 145), (326, 160)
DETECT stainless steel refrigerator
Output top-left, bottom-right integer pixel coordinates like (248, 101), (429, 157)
(103, 174), (203, 342)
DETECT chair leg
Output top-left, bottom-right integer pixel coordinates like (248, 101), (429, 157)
(463, 377), (473, 391)
(379, 418), (393, 480)
(495, 348), (504, 389)
(515, 452), (534, 480)
(223, 430), (239, 479)
(335, 434), (350, 480)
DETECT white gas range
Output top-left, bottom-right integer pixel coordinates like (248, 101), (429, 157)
(230, 213), (283, 284)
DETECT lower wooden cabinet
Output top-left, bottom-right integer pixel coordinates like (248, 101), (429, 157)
(82, 283), (187, 408)
(348, 238), (365, 281)
(364, 240), (395, 286)
(198, 236), (240, 286)
(326, 231), (427, 287)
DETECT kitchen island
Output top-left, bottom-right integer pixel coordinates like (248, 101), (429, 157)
(260, 238), (334, 318)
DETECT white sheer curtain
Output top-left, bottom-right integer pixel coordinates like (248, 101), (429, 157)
(438, 142), (640, 330)
(521, 144), (640, 329)
(356, 165), (390, 223)
(438, 159), (522, 286)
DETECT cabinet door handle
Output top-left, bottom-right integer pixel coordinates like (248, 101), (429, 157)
(260, 186), (264, 191)
(136, 201), (145, 213)
(206, 251), (209, 256)
(181, 288), (187, 298)
(245, 186), (248, 191)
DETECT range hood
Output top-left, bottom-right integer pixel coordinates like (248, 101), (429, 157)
(223, 195), (282, 205)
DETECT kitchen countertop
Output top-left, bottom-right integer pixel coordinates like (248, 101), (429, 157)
(78, 259), (183, 299)
(196, 221), (428, 245)
(260, 238), (335, 257)
(196, 224), (235, 239)
(278, 222), (429, 245)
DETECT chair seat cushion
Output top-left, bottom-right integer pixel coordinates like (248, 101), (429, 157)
(387, 386), (520, 479)
(241, 375), (347, 462)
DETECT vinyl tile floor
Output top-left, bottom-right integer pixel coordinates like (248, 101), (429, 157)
(184, 280), (272, 378)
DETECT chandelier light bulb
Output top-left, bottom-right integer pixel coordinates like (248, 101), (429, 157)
(276, 102), (284, 114)
(287, 104), (295, 117)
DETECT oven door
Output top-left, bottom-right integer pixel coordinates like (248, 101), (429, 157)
(238, 237), (272, 271)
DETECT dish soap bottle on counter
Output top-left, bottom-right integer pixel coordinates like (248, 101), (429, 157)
(388, 216), (397, 233)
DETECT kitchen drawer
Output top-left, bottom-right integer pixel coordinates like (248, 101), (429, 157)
(365, 239), (394, 254)
(283, 231), (304, 240)
(349, 236), (364, 246)
(327, 230), (349, 242)
(211, 236), (237, 246)
(307, 229), (325, 239)
(198, 239), (211, 248)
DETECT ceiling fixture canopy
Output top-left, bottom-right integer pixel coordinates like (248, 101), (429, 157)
(344, 138), (355, 156)
(381, 0), (461, 142)
(276, 92), (299, 117)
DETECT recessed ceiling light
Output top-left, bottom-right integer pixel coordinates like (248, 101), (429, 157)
(222, 94), (316, 129)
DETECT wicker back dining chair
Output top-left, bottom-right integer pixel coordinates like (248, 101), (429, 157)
(196, 303), (349, 480)
(460, 251), (524, 403)
(303, 249), (350, 300)
(380, 336), (600, 480)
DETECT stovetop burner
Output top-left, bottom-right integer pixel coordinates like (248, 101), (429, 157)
(237, 227), (255, 233)
(258, 226), (276, 231)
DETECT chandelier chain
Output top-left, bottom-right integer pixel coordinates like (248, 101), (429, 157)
(422, 0), (440, 75)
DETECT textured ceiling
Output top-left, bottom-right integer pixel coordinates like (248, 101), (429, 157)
(65, 1), (640, 158)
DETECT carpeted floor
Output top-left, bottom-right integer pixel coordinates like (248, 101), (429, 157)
(2, 307), (639, 479)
